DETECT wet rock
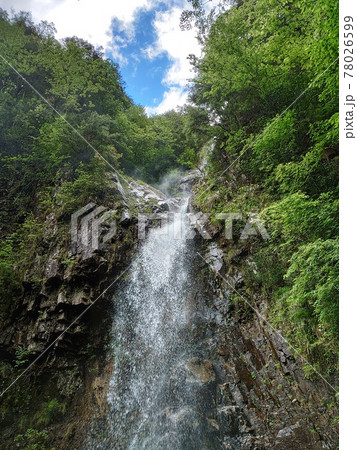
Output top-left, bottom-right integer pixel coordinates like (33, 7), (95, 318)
(57, 291), (67, 305)
(157, 200), (170, 211)
(72, 289), (91, 306)
(178, 169), (202, 190)
(205, 243), (224, 273)
(217, 405), (241, 436)
(129, 180), (165, 204)
(112, 173), (127, 202)
(0, 171), (171, 450)
(275, 422), (324, 449)
(120, 209), (131, 225)
(43, 211), (58, 241)
(187, 211), (212, 240)
(186, 357), (216, 384)
(207, 418), (220, 431)
(44, 248), (62, 286)
(128, 181), (182, 214)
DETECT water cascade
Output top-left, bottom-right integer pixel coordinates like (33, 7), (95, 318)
(91, 197), (219, 449)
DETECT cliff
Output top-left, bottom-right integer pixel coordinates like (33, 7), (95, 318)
(0, 173), (338, 449)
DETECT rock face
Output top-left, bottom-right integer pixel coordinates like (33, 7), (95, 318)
(205, 243), (224, 273)
(178, 169), (202, 191)
(0, 174), (338, 449)
(0, 176), (175, 448)
(181, 243), (339, 449)
(186, 357), (216, 384)
(128, 180), (181, 211)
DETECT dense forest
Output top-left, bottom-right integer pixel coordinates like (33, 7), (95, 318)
(183, 0), (338, 376)
(0, 0), (338, 446)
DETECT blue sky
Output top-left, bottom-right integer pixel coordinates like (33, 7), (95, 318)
(109, 7), (172, 108)
(1, 0), (208, 114)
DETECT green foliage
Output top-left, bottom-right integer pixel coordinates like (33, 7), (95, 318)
(190, 0), (338, 183)
(14, 428), (48, 450)
(15, 214), (45, 256)
(243, 248), (286, 297)
(0, 214), (44, 319)
(118, 106), (209, 181)
(275, 114), (339, 196)
(229, 292), (254, 322)
(190, 0), (338, 376)
(33, 398), (66, 426)
(0, 238), (20, 303)
(176, 147), (198, 168)
(273, 238), (338, 372)
(263, 192), (338, 252)
(242, 111), (298, 186)
(57, 161), (110, 213)
(14, 347), (30, 368)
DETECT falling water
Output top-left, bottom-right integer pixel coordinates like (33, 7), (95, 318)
(89, 197), (219, 449)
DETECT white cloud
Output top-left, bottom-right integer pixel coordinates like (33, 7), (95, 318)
(145, 86), (188, 115)
(142, 6), (201, 114)
(1, 0), (157, 49)
(2, 0), (66, 18)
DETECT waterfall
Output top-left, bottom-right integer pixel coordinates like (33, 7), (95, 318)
(89, 197), (219, 449)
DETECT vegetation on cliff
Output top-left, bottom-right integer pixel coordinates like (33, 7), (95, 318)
(185, 0), (338, 376)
